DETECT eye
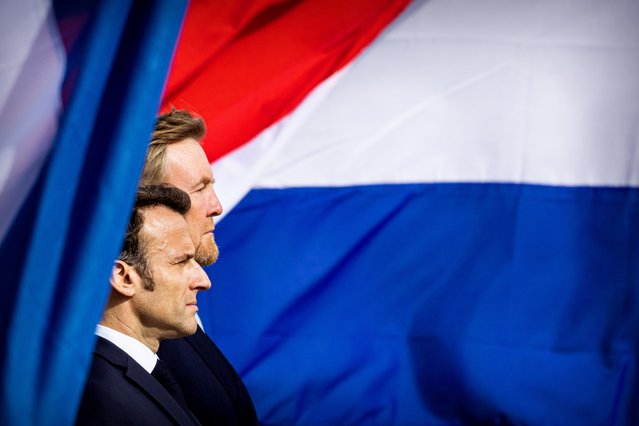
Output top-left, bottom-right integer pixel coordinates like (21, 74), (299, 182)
(194, 183), (210, 193)
(174, 256), (193, 266)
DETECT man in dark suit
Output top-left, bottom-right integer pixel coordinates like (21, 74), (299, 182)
(76, 185), (211, 425)
(141, 110), (257, 425)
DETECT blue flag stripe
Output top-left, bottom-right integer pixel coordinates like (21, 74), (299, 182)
(205, 183), (639, 424)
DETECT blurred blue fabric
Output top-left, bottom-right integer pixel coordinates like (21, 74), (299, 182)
(0, 1), (186, 424)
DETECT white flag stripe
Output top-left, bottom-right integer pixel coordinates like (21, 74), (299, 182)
(214, 0), (639, 211)
(0, 0), (64, 240)
(213, 69), (348, 220)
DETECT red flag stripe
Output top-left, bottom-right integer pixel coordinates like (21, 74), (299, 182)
(162, 0), (411, 162)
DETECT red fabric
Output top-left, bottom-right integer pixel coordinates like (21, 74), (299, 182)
(161, 0), (411, 162)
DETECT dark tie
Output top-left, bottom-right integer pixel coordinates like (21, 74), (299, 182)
(152, 358), (197, 423)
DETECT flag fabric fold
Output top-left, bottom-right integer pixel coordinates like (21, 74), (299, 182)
(164, 0), (639, 424)
(2, 0), (639, 424)
(0, 1), (187, 424)
(162, 0), (412, 161)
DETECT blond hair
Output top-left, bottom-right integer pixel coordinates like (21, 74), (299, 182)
(140, 109), (205, 186)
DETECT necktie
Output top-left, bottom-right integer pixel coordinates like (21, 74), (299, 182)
(152, 358), (195, 422)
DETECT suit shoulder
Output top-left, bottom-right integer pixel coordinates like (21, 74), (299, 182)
(76, 354), (176, 426)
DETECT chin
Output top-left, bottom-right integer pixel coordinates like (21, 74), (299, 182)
(184, 321), (198, 336)
(164, 321), (198, 340)
(196, 242), (219, 266)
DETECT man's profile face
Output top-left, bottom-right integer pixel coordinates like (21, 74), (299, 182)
(133, 206), (211, 339)
(164, 138), (223, 266)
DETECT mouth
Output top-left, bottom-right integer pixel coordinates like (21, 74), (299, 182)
(186, 301), (198, 311)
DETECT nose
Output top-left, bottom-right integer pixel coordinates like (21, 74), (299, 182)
(190, 261), (212, 291)
(206, 188), (223, 218)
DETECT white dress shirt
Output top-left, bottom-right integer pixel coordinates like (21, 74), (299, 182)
(95, 324), (158, 373)
(195, 313), (204, 332)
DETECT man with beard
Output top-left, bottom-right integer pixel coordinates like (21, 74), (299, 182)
(140, 109), (257, 425)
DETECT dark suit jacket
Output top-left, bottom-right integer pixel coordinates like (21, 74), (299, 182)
(76, 337), (199, 426)
(158, 326), (257, 426)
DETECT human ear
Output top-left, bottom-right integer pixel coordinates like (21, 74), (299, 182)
(110, 260), (138, 297)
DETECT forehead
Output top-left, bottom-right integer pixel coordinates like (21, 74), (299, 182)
(140, 207), (194, 259)
(163, 138), (213, 189)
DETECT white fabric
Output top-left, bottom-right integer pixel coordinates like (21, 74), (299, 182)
(195, 313), (204, 332)
(214, 0), (639, 218)
(0, 0), (64, 240)
(95, 325), (158, 374)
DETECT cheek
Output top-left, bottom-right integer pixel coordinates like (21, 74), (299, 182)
(193, 193), (213, 217)
(150, 270), (184, 299)
(164, 280), (188, 311)
(184, 210), (202, 237)
(188, 197), (208, 220)
(185, 206), (197, 223)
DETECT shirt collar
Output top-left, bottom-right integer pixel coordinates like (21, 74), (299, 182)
(95, 324), (158, 373)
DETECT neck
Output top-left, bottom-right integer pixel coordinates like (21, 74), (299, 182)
(101, 309), (160, 353)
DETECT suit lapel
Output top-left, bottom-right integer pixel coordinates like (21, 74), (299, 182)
(184, 326), (257, 419)
(94, 337), (198, 426)
(184, 327), (236, 395)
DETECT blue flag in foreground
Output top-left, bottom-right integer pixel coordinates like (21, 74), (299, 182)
(203, 0), (639, 424)
(0, 1), (186, 424)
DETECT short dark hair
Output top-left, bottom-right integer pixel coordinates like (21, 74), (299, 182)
(118, 184), (191, 290)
